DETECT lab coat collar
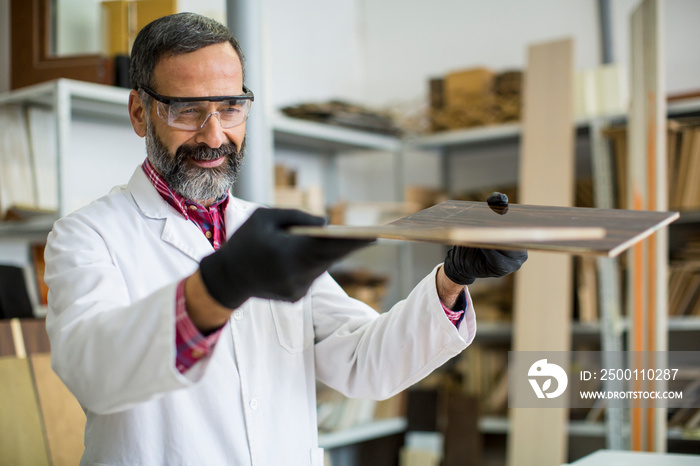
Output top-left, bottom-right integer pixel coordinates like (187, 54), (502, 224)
(126, 167), (258, 260)
(126, 167), (214, 261)
(127, 165), (170, 220)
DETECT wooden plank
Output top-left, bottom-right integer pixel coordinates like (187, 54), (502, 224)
(30, 354), (86, 466)
(20, 318), (85, 464)
(293, 225), (603, 244)
(442, 392), (482, 466)
(628, 0), (668, 452)
(507, 37), (574, 466)
(291, 200), (677, 257)
(20, 318), (50, 354)
(0, 356), (50, 466)
(0, 320), (16, 356)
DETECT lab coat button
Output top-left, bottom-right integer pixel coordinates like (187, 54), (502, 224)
(249, 398), (259, 410)
(233, 309), (243, 320)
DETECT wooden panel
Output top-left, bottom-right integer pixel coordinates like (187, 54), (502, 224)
(291, 200), (677, 257)
(0, 320), (15, 356)
(508, 38), (574, 466)
(30, 354), (85, 466)
(442, 392), (481, 466)
(20, 318), (50, 354)
(0, 356), (50, 466)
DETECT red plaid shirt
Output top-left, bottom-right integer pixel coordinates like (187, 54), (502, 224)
(142, 159), (465, 374)
(142, 160), (227, 373)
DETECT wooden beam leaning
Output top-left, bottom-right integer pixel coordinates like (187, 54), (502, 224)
(506, 38), (575, 466)
(0, 319), (85, 465)
(628, 0), (668, 452)
(0, 319), (51, 466)
(31, 353), (86, 466)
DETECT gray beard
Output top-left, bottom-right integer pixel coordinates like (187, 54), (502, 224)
(145, 118), (245, 202)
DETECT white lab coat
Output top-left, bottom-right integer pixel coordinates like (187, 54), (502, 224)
(45, 166), (476, 466)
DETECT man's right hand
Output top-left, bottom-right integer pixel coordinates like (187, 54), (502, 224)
(199, 207), (371, 309)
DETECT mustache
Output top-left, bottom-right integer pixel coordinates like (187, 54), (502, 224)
(175, 141), (239, 163)
(177, 143), (238, 162)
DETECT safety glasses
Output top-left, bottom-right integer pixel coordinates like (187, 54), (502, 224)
(141, 86), (255, 131)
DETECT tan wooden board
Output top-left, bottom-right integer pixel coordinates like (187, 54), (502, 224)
(0, 356), (50, 466)
(30, 354), (86, 466)
(290, 200), (678, 257)
(508, 37), (575, 466)
(628, 0), (668, 451)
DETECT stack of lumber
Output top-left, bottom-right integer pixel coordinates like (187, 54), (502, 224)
(281, 101), (401, 135)
(330, 269), (389, 312)
(669, 234), (700, 317)
(404, 185), (448, 211)
(668, 118), (700, 211)
(429, 68), (522, 132)
(273, 164), (324, 216)
(668, 263), (700, 317)
(604, 117), (700, 212)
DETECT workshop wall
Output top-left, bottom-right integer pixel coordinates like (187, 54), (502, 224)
(265, 0), (700, 109)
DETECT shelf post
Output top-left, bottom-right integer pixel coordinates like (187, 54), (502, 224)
(54, 80), (71, 218)
(226, 0), (274, 205)
(590, 117), (627, 450)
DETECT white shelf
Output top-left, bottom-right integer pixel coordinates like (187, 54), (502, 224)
(406, 100), (700, 151)
(408, 122), (522, 149)
(273, 113), (401, 152)
(476, 321), (614, 340)
(668, 97), (700, 116)
(0, 79), (131, 121)
(407, 116), (612, 150)
(315, 415), (693, 451)
(479, 416), (700, 439)
(0, 214), (58, 236)
(318, 417), (407, 450)
(478, 415), (511, 434)
(668, 317), (700, 332)
(475, 318), (700, 340)
(479, 416), (610, 436)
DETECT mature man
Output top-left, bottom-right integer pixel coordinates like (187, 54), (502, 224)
(45, 13), (526, 465)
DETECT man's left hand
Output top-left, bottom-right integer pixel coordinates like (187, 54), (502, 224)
(443, 246), (528, 286)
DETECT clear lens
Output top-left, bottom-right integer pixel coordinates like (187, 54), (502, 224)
(157, 99), (252, 130)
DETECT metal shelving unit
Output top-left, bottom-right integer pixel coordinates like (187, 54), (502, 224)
(0, 79), (409, 453)
(2, 79), (699, 453)
(402, 102), (700, 453)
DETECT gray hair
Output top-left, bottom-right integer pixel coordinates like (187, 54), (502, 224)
(129, 12), (245, 95)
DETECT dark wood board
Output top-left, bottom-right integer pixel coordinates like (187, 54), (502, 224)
(0, 320), (16, 357)
(291, 200), (679, 257)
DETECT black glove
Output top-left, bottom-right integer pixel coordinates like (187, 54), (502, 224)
(200, 208), (371, 308)
(443, 247), (528, 285)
